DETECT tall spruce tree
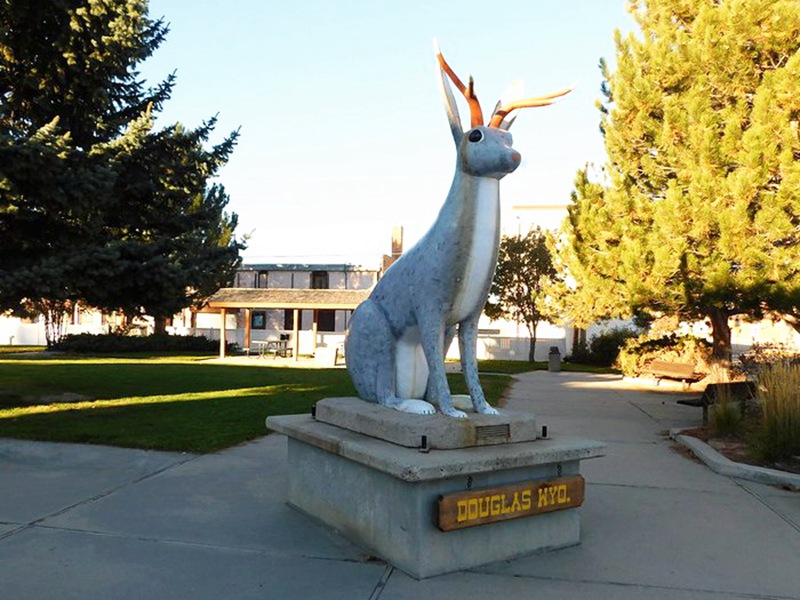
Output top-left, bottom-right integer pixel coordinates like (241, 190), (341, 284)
(0, 0), (243, 343)
(558, 0), (800, 366)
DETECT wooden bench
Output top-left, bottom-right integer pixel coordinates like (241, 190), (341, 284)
(644, 360), (704, 389)
(677, 381), (756, 424)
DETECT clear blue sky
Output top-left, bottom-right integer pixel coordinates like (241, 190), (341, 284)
(140, 1), (634, 264)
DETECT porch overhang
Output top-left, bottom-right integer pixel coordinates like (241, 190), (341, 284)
(206, 288), (369, 311)
(205, 288), (369, 358)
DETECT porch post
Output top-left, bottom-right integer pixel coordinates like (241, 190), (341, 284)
(219, 308), (227, 358)
(244, 308), (252, 351)
(312, 309), (319, 356)
(292, 308), (300, 362)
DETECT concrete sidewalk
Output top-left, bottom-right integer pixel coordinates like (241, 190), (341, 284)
(1, 372), (798, 599)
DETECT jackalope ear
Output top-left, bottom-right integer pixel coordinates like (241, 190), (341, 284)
(434, 40), (464, 145)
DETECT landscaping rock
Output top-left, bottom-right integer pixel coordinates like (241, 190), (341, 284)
(22, 392), (93, 405)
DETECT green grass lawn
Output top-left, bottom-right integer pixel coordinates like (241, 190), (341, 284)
(0, 354), (513, 453)
(0, 345), (46, 355)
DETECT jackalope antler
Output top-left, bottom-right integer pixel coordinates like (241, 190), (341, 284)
(435, 40), (574, 132)
(345, 43), (574, 418)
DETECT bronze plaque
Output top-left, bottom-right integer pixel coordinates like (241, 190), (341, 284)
(438, 475), (585, 531)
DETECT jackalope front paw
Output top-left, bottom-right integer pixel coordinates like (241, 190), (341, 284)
(459, 393), (498, 415)
(440, 405), (468, 419)
(391, 399), (436, 415)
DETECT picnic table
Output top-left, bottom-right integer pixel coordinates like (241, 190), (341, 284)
(252, 339), (292, 358)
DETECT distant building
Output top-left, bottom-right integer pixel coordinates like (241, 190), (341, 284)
(201, 261), (379, 359)
(201, 214), (577, 361)
(504, 202), (570, 235)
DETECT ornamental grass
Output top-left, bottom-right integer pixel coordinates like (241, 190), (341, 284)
(752, 362), (800, 463)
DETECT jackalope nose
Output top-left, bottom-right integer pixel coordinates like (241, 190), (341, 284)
(511, 151), (521, 164)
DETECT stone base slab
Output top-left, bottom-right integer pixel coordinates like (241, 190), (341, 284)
(267, 413), (605, 578)
(314, 396), (538, 449)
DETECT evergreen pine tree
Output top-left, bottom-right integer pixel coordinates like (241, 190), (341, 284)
(559, 0), (800, 366)
(0, 0), (243, 343)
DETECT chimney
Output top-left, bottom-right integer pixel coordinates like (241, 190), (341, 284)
(391, 226), (403, 258)
(382, 226), (404, 274)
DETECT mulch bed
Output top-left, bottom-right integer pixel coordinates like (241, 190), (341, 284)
(680, 425), (800, 476)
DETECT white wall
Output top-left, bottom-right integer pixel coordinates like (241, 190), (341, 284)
(445, 336), (567, 362)
(268, 271), (292, 288)
(730, 316), (800, 351)
(335, 310), (349, 331)
(235, 271), (257, 287)
(329, 272), (346, 289)
(293, 272), (311, 289)
(195, 312), (237, 331)
(0, 314), (112, 346)
(348, 271), (377, 290)
(586, 319), (637, 341)
(0, 316), (47, 345)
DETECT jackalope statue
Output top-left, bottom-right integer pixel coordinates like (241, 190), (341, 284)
(346, 43), (573, 418)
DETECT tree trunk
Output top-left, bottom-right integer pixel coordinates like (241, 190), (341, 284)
(153, 317), (167, 335)
(708, 308), (732, 370)
(528, 321), (538, 362)
(571, 327), (587, 357)
(35, 299), (72, 349)
(783, 313), (800, 336)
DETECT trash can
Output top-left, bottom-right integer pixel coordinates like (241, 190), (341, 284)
(548, 346), (562, 372)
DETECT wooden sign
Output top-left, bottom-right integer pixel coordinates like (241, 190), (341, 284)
(438, 475), (585, 531)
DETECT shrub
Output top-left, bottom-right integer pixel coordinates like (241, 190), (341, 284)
(573, 327), (639, 367)
(751, 362), (800, 462)
(616, 333), (713, 377)
(710, 403), (743, 436)
(737, 343), (800, 380)
(567, 340), (590, 364)
(52, 333), (237, 354)
(709, 382), (743, 437)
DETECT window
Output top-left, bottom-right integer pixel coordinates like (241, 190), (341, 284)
(317, 310), (336, 332)
(251, 311), (266, 329)
(283, 310), (294, 331)
(311, 271), (329, 289)
(258, 271), (269, 288)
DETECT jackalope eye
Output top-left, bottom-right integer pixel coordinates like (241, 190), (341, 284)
(468, 129), (483, 143)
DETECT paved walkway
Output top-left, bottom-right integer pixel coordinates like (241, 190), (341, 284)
(1, 372), (798, 599)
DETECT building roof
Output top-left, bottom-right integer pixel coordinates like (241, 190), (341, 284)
(240, 262), (380, 273)
(206, 288), (370, 310)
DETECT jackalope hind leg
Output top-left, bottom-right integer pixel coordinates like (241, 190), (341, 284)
(459, 317), (499, 415)
(346, 300), (392, 403)
(347, 300), (435, 415)
(377, 350), (435, 414)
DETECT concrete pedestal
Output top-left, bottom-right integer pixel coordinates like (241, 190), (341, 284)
(314, 396), (539, 449)
(267, 400), (604, 579)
